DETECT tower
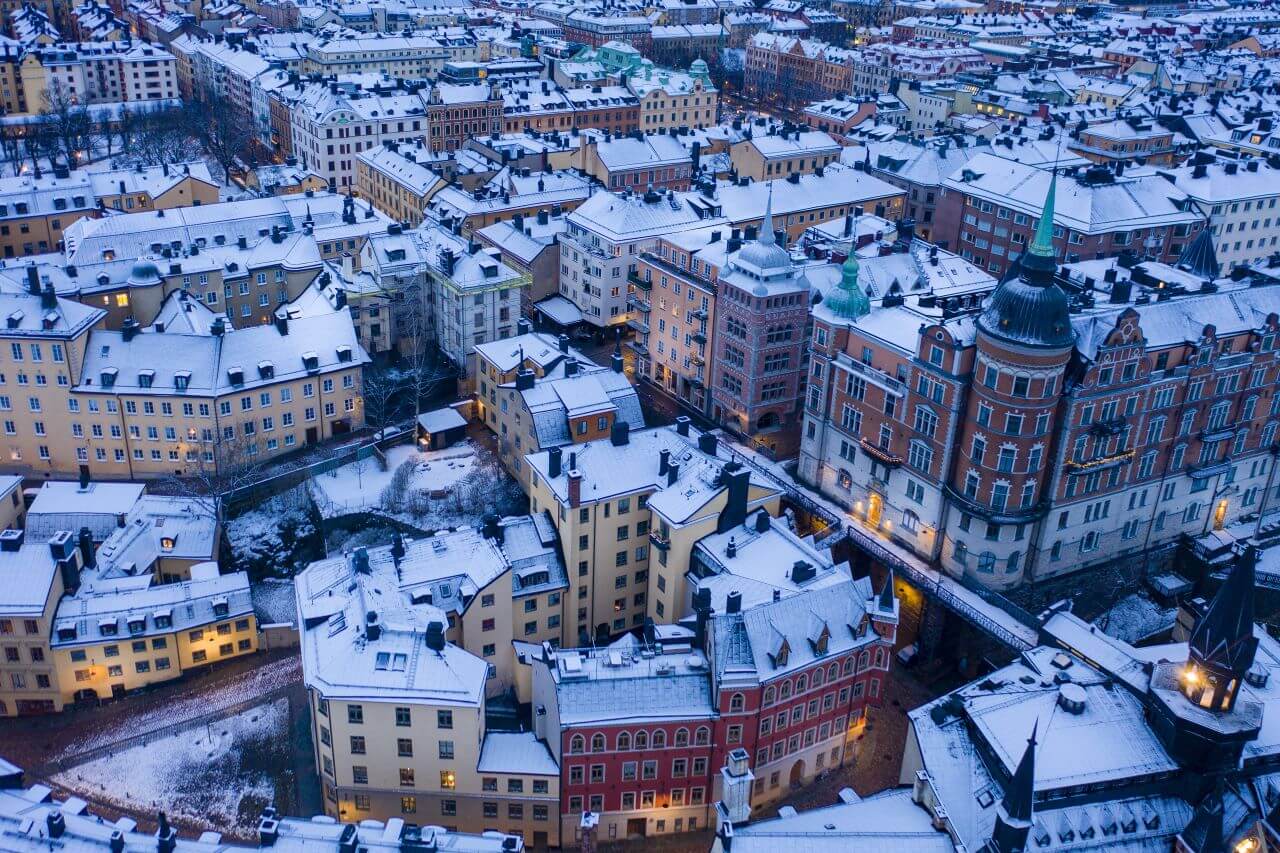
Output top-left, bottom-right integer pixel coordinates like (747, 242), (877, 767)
(943, 170), (1075, 589)
(1149, 547), (1264, 771)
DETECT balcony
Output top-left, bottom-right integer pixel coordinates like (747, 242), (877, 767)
(1199, 424), (1234, 443)
(628, 339), (649, 356)
(1063, 449), (1134, 474)
(649, 531), (671, 551)
(628, 271), (652, 291)
(1188, 458), (1233, 480)
(691, 352), (705, 365)
(628, 293), (651, 312)
(859, 437), (903, 467)
(628, 317), (650, 334)
(1087, 417), (1127, 438)
(692, 331), (707, 344)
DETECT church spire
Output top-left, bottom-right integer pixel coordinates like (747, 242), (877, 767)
(760, 185), (776, 246)
(1028, 169), (1058, 260)
(988, 722), (1036, 853)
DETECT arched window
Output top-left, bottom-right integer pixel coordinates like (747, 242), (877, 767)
(842, 657), (854, 676)
(634, 730), (648, 749)
(828, 663), (839, 681)
(674, 728), (689, 747)
(652, 730), (667, 749)
(694, 726), (711, 746)
(796, 675), (808, 692)
(903, 509), (920, 532)
(763, 686), (775, 706)
(570, 734), (585, 754)
(779, 680), (792, 700)
(977, 551), (996, 573)
(729, 692), (745, 712)
(858, 651), (870, 671)
(875, 647), (887, 667)
(1007, 551), (1021, 574)
(617, 732), (631, 751)
(812, 667), (823, 687)
(591, 733), (606, 753)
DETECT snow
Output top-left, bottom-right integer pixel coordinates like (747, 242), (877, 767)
(1096, 592), (1177, 644)
(477, 732), (559, 776)
(54, 655), (300, 760)
(309, 441), (478, 517)
(51, 698), (290, 836)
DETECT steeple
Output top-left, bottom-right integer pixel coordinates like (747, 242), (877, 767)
(1183, 546), (1259, 712)
(760, 184), (776, 247)
(976, 170), (1073, 349)
(987, 723), (1037, 853)
(1028, 169), (1058, 259)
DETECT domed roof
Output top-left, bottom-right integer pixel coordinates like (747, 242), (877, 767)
(128, 259), (161, 284)
(734, 186), (791, 273)
(977, 170), (1074, 350)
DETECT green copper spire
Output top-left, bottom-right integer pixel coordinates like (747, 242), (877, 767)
(826, 252), (870, 320)
(1029, 169), (1058, 259)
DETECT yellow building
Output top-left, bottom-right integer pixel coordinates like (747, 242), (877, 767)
(0, 529), (70, 715)
(728, 128), (841, 182)
(523, 420), (782, 644)
(51, 565), (257, 706)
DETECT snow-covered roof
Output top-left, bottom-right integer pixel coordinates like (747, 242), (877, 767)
(710, 577), (878, 684)
(517, 368), (644, 447)
(26, 481), (146, 542)
(526, 423), (782, 514)
(296, 534), (491, 706)
(0, 783), (528, 850)
(545, 642), (716, 725)
(944, 153), (1201, 236)
(477, 731), (559, 775)
(417, 406), (467, 434)
(52, 569), (252, 648)
(726, 788), (957, 852)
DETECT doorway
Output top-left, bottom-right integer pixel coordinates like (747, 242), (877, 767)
(867, 493), (884, 528)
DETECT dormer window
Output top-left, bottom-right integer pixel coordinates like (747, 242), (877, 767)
(227, 366), (244, 386)
(302, 352), (319, 370)
(174, 371), (190, 391)
(336, 345), (352, 363)
(100, 367), (117, 388)
(258, 361), (274, 379)
(138, 369), (154, 388)
(160, 536), (175, 551)
(128, 617), (146, 635)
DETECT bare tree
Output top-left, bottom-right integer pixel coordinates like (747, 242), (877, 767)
(192, 85), (251, 182)
(394, 279), (448, 432)
(361, 367), (404, 470)
(158, 429), (270, 531)
(41, 82), (93, 166)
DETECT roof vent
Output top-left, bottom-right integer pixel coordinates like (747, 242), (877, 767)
(1057, 682), (1086, 714)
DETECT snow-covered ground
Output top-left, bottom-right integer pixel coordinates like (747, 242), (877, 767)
(310, 441), (478, 517)
(54, 655), (300, 761)
(52, 698), (291, 835)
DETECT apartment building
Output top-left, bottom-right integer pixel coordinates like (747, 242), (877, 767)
(297, 522), (564, 845)
(744, 33), (855, 110)
(627, 62), (718, 132)
(714, 166), (906, 244)
(532, 572), (896, 843)
(51, 564), (256, 706)
(475, 209), (568, 314)
(290, 82), (430, 191)
(562, 188), (726, 331)
(850, 41), (988, 96)
(577, 132), (692, 192)
(1165, 152), (1280, 273)
(708, 202), (811, 460)
(935, 154), (1203, 279)
(477, 330), (641, 489)
(18, 40), (179, 114)
(301, 32), (481, 78)
(355, 141), (449, 227)
(630, 225), (727, 418)
(524, 420), (783, 644)
(424, 168), (592, 235)
(426, 82), (503, 154)
(728, 127), (841, 182)
(801, 175), (1280, 589)
(801, 95), (878, 142)
(2, 480), (253, 716)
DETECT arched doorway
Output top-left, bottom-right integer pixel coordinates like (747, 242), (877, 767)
(788, 759), (806, 789)
(72, 688), (99, 707)
(867, 493), (884, 528)
(757, 412), (780, 431)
